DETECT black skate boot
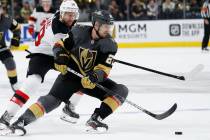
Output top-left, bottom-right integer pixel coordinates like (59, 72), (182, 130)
(0, 111), (11, 130)
(60, 101), (80, 124)
(0, 119), (27, 136)
(9, 119), (26, 136)
(202, 47), (209, 52)
(86, 112), (108, 133)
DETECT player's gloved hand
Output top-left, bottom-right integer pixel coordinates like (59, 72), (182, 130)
(11, 37), (20, 48)
(28, 24), (34, 35)
(54, 51), (69, 75)
(81, 71), (98, 89)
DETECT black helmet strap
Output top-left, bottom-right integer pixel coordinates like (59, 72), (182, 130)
(93, 21), (103, 39)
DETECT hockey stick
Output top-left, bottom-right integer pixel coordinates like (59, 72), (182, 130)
(67, 67), (177, 120)
(25, 49), (31, 54)
(113, 59), (185, 81)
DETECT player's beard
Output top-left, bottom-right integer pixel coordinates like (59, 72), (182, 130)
(99, 31), (109, 38)
(64, 19), (74, 27)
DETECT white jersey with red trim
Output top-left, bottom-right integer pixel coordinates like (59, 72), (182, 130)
(29, 6), (56, 32)
(30, 12), (71, 56)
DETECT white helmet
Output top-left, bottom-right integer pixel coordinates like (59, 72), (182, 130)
(41, 0), (52, 4)
(60, 0), (79, 20)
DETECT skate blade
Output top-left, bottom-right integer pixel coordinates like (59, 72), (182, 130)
(13, 129), (25, 136)
(0, 128), (13, 136)
(0, 123), (9, 130)
(0, 128), (25, 136)
(60, 114), (78, 124)
(86, 126), (107, 134)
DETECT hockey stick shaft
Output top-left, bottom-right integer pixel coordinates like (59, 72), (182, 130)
(0, 47), (10, 53)
(67, 67), (177, 120)
(114, 59), (185, 81)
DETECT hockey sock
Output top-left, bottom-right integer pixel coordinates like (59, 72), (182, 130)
(7, 69), (17, 85)
(98, 96), (121, 119)
(2, 57), (18, 85)
(6, 74), (42, 118)
(6, 90), (30, 121)
(15, 103), (45, 126)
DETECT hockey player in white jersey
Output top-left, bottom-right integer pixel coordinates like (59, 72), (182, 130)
(28, 0), (56, 37)
(0, 0), (83, 130)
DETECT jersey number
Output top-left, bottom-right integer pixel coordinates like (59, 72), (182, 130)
(35, 19), (51, 46)
(106, 54), (114, 65)
(35, 25), (45, 46)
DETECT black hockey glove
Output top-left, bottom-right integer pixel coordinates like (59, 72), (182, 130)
(54, 50), (69, 75)
(81, 71), (99, 89)
(11, 37), (20, 48)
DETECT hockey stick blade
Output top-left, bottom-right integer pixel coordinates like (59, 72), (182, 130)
(185, 64), (204, 81)
(146, 103), (177, 120)
(176, 76), (185, 80)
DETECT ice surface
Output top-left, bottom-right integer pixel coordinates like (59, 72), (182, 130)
(0, 48), (210, 140)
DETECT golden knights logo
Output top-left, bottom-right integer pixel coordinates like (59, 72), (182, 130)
(79, 47), (97, 72)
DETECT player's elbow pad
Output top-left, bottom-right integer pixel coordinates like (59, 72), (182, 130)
(94, 69), (107, 82)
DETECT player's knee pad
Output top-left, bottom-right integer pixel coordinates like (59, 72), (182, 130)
(2, 57), (16, 70)
(37, 95), (62, 113)
(103, 84), (128, 112)
(114, 84), (128, 104)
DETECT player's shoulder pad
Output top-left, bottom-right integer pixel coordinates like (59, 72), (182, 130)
(98, 37), (118, 53)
